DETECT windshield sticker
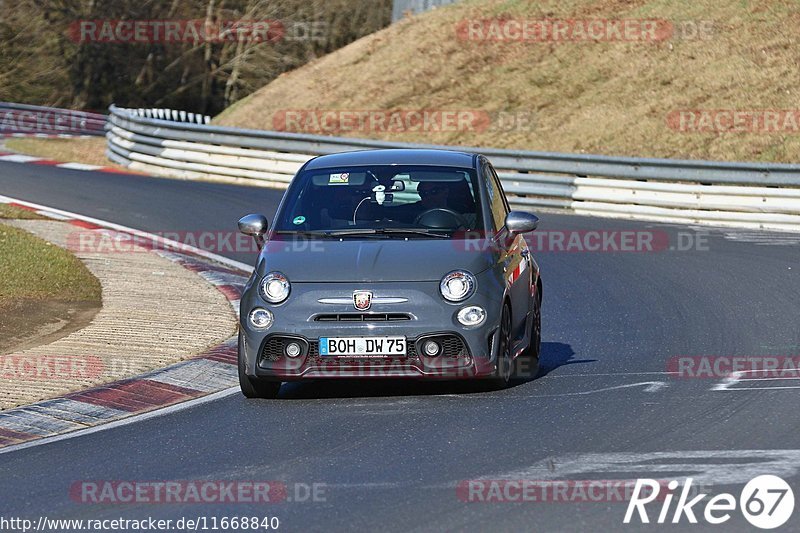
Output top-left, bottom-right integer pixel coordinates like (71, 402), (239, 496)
(293, 215), (306, 225)
(329, 172), (349, 184)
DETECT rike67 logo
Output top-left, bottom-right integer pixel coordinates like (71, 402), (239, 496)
(624, 475), (795, 529)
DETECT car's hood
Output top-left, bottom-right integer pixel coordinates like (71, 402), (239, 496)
(259, 238), (495, 282)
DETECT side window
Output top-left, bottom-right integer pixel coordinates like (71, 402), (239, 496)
(490, 165), (511, 214)
(483, 162), (508, 230)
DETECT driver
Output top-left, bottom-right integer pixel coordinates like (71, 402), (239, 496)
(389, 181), (453, 224)
(416, 182), (451, 210)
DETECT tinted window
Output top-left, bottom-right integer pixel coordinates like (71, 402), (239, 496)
(274, 165), (483, 236)
(483, 161), (508, 231)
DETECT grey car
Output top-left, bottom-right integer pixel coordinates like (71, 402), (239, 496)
(237, 149), (542, 398)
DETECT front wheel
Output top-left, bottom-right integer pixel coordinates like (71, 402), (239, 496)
(238, 332), (281, 399)
(487, 304), (513, 389)
(518, 291), (541, 381)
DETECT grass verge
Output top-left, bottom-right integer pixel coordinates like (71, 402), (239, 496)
(0, 204), (46, 220)
(0, 217), (102, 354)
(3, 137), (118, 169)
(0, 222), (101, 311)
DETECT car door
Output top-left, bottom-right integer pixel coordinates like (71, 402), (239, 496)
(482, 160), (531, 341)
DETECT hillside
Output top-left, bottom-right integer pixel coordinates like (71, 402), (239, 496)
(0, 0), (391, 114)
(215, 0), (800, 162)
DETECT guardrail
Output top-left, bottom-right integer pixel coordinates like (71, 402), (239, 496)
(106, 104), (800, 231)
(392, 0), (460, 22)
(0, 102), (106, 137)
(126, 107), (211, 125)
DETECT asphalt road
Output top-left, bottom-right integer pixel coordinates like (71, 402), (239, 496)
(1, 161), (800, 532)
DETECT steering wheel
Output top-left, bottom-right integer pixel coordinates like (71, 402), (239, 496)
(414, 208), (466, 229)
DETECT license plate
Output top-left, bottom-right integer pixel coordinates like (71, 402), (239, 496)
(319, 336), (406, 357)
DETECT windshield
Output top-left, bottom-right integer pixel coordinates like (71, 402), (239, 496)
(273, 164), (484, 237)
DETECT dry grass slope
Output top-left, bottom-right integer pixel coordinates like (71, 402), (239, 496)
(4, 138), (115, 169)
(215, 0), (800, 162)
(0, 222), (101, 309)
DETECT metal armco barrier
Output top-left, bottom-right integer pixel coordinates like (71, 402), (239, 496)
(392, 0), (460, 22)
(0, 102), (106, 136)
(106, 104), (800, 231)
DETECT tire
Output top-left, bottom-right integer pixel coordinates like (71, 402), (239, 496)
(238, 332), (281, 399)
(487, 304), (513, 389)
(517, 290), (541, 381)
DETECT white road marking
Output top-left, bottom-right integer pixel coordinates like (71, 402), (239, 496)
(721, 230), (800, 247)
(56, 162), (104, 171)
(713, 370), (800, 391)
(475, 450), (800, 487)
(538, 381), (669, 396)
(731, 386), (800, 390)
(712, 371), (744, 391)
(0, 387), (240, 456)
(738, 377), (800, 381)
(541, 372), (678, 378)
(0, 154), (42, 163)
(323, 482), (407, 489)
(437, 380), (670, 399)
(35, 210), (71, 220)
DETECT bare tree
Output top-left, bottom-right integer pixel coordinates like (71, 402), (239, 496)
(0, 0), (392, 114)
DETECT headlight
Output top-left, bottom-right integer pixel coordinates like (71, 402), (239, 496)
(423, 340), (441, 356)
(457, 306), (486, 327)
(440, 270), (476, 302)
(259, 272), (290, 303)
(249, 308), (274, 329)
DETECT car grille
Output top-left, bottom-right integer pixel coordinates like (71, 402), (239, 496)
(407, 342), (417, 359)
(422, 335), (469, 358)
(441, 336), (468, 358)
(260, 335), (468, 366)
(313, 313), (412, 322)
(260, 337), (286, 362)
(259, 336), (308, 363)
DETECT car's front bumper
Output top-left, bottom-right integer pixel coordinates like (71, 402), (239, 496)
(243, 331), (497, 380)
(239, 281), (504, 381)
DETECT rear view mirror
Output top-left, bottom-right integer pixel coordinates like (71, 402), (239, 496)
(505, 211), (539, 236)
(390, 180), (405, 192)
(238, 214), (269, 250)
(310, 172), (367, 186)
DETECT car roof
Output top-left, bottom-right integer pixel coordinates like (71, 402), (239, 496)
(303, 149), (477, 170)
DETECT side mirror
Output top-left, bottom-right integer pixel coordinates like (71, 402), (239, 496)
(238, 214), (269, 250)
(390, 180), (405, 192)
(505, 211), (539, 236)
